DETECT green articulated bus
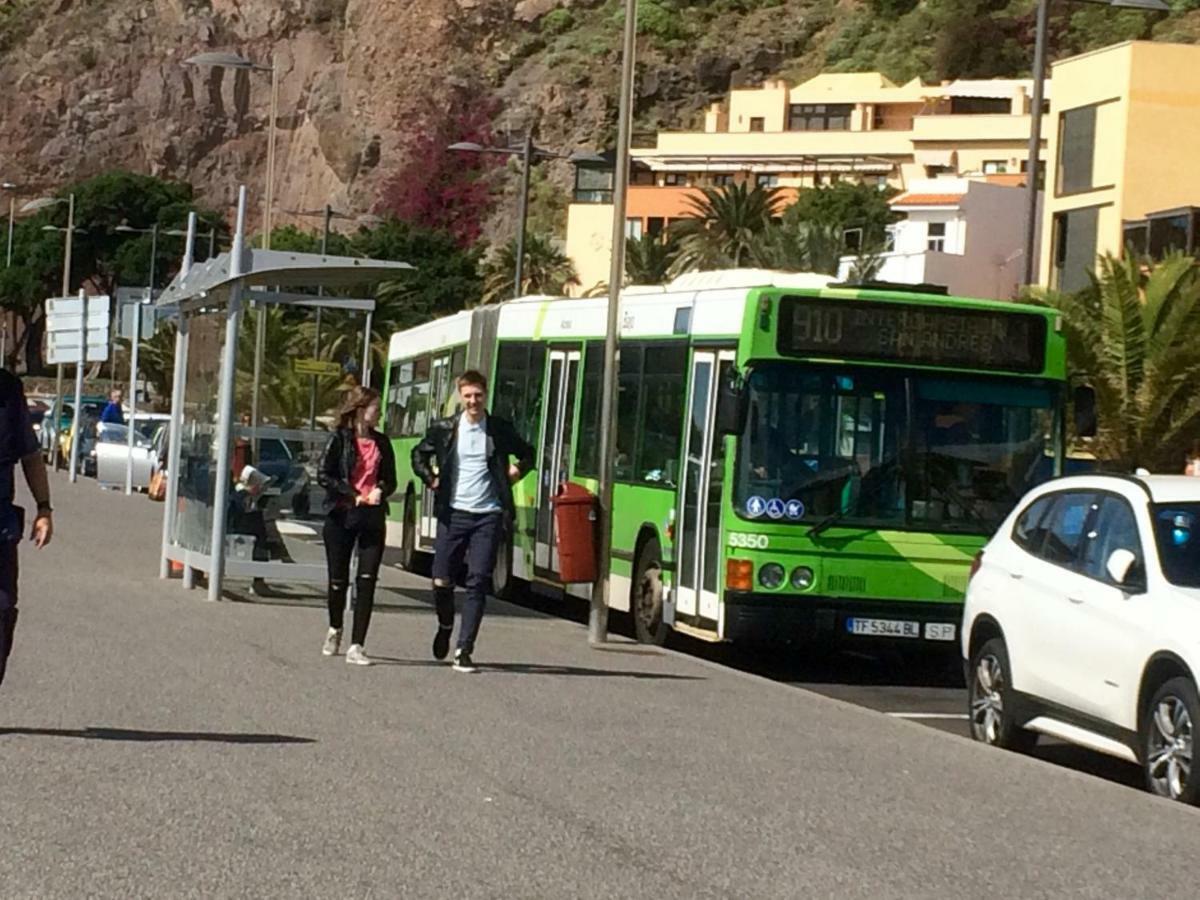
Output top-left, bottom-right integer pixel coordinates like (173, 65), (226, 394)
(383, 269), (1068, 648)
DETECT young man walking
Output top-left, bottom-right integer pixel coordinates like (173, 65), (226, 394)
(412, 370), (534, 673)
(1, 368), (53, 691)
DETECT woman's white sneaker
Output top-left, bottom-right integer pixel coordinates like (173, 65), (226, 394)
(345, 644), (372, 666)
(322, 628), (343, 657)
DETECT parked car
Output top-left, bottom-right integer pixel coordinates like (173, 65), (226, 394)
(92, 414), (170, 490)
(43, 395), (107, 464)
(963, 474), (1200, 804)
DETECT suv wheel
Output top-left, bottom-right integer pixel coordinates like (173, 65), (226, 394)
(1142, 677), (1199, 804)
(968, 637), (1037, 753)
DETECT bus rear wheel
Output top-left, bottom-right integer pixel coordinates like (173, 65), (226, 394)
(492, 528), (515, 600)
(632, 537), (667, 646)
(398, 490), (417, 571)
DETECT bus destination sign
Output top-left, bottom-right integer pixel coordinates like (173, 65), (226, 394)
(776, 296), (1047, 373)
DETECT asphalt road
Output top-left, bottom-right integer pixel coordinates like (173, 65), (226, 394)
(2, 473), (1195, 897)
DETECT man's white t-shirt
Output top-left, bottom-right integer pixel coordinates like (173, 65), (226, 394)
(452, 414), (501, 513)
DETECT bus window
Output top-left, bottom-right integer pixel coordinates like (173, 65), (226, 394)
(405, 356), (431, 435)
(613, 342), (687, 487)
(574, 342), (603, 478)
(493, 342), (547, 446)
(386, 360), (414, 435)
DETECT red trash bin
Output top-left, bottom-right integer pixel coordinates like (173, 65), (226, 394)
(552, 481), (598, 583)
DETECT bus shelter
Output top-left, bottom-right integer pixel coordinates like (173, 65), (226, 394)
(156, 192), (412, 602)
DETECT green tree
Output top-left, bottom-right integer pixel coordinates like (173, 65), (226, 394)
(1034, 252), (1200, 472)
(789, 182), (898, 248)
(481, 233), (579, 303)
(624, 233), (679, 285)
(670, 183), (783, 274)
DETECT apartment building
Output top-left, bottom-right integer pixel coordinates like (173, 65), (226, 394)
(1040, 41), (1200, 292)
(566, 70), (1047, 292)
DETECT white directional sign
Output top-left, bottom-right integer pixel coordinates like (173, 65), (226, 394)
(45, 294), (112, 364)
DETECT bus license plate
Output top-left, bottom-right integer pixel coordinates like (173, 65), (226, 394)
(846, 617), (920, 639)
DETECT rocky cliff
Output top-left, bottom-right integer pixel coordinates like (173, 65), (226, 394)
(0, 0), (839, 243)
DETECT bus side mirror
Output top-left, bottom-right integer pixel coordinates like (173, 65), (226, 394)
(1073, 385), (1097, 439)
(716, 369), (747, 436)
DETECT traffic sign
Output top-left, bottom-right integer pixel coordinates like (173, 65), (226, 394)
(294, 358), (341, 377)
(44, 294), (112, 364)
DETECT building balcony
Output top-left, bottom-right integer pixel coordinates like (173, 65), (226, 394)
(644, 128), (914, 158)
(911, 113), (1039, 144)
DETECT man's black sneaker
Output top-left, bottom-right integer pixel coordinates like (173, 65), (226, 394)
(452, 650), (478, 674)
(433, 625), (452, 661)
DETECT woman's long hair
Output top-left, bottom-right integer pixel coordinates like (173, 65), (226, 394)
(337, 385), (381, 431)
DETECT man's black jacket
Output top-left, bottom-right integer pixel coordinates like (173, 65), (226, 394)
(411, 413), (535, 522)
(318, 428), (397, 514)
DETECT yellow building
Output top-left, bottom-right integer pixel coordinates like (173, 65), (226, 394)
(566, 70), (1047, 293)
(1040, 41), (1200, 292)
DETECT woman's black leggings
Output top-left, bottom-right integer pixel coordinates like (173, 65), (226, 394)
(323, 506), (386, 646)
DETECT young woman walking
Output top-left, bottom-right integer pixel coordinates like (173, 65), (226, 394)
(318, 386), (396, 665)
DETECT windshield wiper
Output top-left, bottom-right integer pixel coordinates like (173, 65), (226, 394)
(806, 457), (900, 539)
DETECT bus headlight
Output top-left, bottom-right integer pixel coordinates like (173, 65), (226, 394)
(791, 566), (815, 590)
(758, 563), (786, 590)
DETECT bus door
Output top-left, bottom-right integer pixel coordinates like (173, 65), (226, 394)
(419, 353), (453, 545)
(675, 349), (734, 627)
(534, 346), (581, 577)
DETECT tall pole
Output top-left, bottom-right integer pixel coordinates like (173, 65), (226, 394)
(251, 56), (279, 457)
(209, 187), (248, 603)
(126, 224), (156, 495)
(361, 310), (373, 389)
(161, 212), (197, 580)
(1022, 0), (1049, 288)
(208, 229), (215, 260)
(5, 194), (13, 267)
(591, 0), (638, 645)
(52, 193), (75, 471)
(309, 203), (331, 429)
(68, 289), (87, 483)
(513, 131), (533, 298)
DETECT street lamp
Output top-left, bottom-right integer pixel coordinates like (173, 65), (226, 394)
(450, 138), (603, 298)
(27, 193), (79, 471)
(164, 226), (218, 259)
(1021, 0), (1170, 287)
(281, 204), (358, 427)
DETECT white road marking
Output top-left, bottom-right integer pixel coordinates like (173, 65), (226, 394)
(886, 712), (969, 720)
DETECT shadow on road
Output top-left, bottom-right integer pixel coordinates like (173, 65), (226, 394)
(0, 727), (315, 744)
(367, 656), (702, 679)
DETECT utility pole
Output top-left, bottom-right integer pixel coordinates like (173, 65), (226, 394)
(309, 203), (331, 429)
(53, 193), (75, 471)
(591, 0), (639, 645)
(514, 132), (533, 298)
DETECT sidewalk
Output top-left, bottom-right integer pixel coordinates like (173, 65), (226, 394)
(2, 472), (1198, 898)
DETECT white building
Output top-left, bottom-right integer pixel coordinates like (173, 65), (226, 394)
(838, 178), (1034, 300)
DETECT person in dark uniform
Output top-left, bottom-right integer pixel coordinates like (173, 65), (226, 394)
(1, 368), (53, 690)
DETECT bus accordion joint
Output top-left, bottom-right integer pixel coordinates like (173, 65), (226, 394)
(726, 558), (753, 592)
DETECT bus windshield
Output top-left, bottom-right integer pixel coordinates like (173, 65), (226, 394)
(733, 362), (1058, 534)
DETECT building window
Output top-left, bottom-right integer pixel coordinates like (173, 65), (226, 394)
(755, 173), (780, 189)
(1052, 206), (1101, 294)
(982, 160), (1008, 174)
(1057, 105), (1098, 195)
(647, 217), (666, 238)
(1148, 211), (1193, 258)
(949, 96), (1011, 115)
(625, 218), (643, 240)
(664, 172), (689, 187)
(711, 173), (735, 187)
(749, 117), (765, 132)
(573, 165), (613, 204)
(787, 103), (852, 132)
(1123, 220), (1149, 257)
(1020, 159), (1046, 191)
(631, 168), (656, 186)
(927, 222), (946, 253)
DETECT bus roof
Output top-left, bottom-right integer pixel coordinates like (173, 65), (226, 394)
(387, 269), (1054, 360)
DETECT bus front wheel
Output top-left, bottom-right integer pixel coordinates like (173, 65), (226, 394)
(632, 537), (668, 646)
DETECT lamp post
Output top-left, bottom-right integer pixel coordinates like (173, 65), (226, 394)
(450, 139), (602, 298)
(281, 204), (358, 427)
(184, 51), (281, 448)
(114, 223), (161, 495)
(1021, 0), (1169, 287)
(25, 194), (79, 470)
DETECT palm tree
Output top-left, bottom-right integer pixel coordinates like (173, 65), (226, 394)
(481, 233), (579, 303)
(1034, 252), (1200, 472)
(751, 218), (845, 275)
(670, 183), (782, 274)
(624, 233), (679, 285)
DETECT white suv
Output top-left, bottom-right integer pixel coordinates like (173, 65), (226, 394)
(962, 474), (1200, 804)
